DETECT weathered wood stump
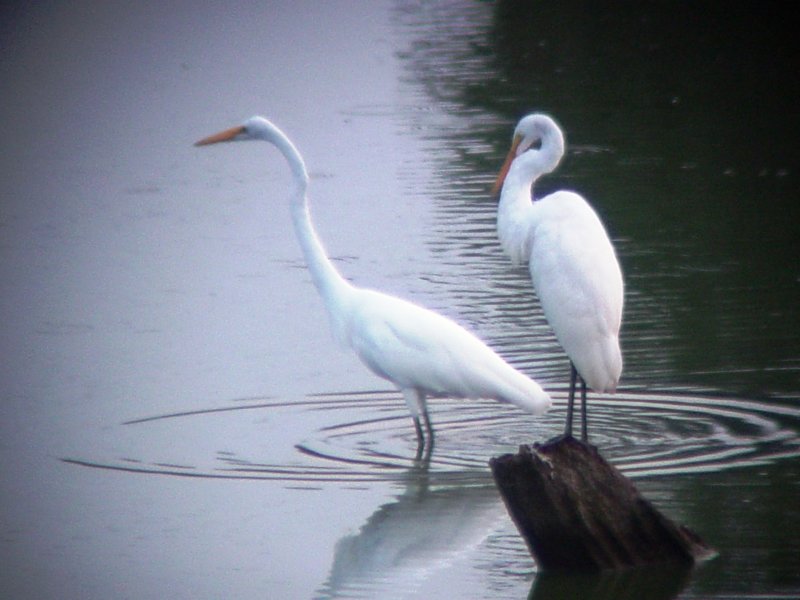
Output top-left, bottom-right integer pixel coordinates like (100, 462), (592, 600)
(489, 435), (715, 572)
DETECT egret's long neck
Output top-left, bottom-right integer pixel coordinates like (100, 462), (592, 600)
(497, 135), (564, 265)
(267, 129), (353, 327)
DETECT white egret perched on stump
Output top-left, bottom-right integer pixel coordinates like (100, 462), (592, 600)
(196, 116), (551, 455)
(492, 113), (623, 442)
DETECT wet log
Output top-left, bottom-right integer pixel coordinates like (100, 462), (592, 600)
(489, 435), (715, 572)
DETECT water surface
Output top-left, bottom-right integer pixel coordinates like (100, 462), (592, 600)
(1, 2), (798, 599)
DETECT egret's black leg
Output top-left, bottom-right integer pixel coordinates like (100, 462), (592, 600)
(413, 415), (425, 448)
(406, 388), (434, 459)
(565, 363), (578, 437)
(419, 393), (435, 459)
(422, 408), (435, 447)
(580, 376), (588, 442)
(421, 416), (434, 462)
(404, 388), (427, 456)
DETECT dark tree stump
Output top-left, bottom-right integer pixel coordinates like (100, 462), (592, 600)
(489, 435), (715, 572)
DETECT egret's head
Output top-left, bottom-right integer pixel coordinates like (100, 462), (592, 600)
(195, 115), (275, 146)
(513, 113), (564, 156)
(491, 113), (566, 197)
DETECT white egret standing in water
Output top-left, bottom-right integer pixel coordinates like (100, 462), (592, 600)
(492, 113), (623, 442)
(196, 116), (551, 454)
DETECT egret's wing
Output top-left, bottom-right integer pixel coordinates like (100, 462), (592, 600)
(346, 289), (550, 413)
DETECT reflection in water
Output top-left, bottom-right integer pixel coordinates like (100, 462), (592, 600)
(63, 389), (800, 596)
(529, 563), (692, 600)
(316, 466), (504, 599)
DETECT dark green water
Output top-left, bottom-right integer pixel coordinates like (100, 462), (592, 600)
(391, 3), (800, 598)
(397, 1), (799, 398)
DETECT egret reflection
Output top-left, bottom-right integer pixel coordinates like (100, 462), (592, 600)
(317, 466), (505, 599)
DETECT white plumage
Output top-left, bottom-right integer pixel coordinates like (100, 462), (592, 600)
(197, 116), (551, 454)
(493, 113), (623, 441)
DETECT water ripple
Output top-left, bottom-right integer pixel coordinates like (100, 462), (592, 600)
(64, 389), (800, 484)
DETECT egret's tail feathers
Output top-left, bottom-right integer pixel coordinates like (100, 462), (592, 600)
(569, 334), (622, 395)
(459, 359), (551, 416)
(583, 365), (620, 394)
(511, 383), (552, 416)
(493, 370), (552, 416)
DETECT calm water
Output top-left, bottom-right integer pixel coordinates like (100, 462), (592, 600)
(1, 2), (798, 599)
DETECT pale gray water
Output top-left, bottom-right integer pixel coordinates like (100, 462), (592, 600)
(1, 2), (799, 599)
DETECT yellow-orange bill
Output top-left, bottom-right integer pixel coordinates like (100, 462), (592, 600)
(194, 125), (246, 147)
(490, 134), (522, 198)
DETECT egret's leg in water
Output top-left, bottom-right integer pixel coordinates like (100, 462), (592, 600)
(580, 376), (588, 442)
(564, 363), (578, 437)
(403, 388), (434, 454)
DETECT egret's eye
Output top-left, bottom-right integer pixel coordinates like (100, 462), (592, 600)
(520, 137), (542, 154)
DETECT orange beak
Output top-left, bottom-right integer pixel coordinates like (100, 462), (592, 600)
(491, 134), (523, 198)
(194, 125), (246, 147)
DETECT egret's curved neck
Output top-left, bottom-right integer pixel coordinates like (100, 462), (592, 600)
(264, 128), (352, 310)
(506, 132), (564, 201)
(497, 134), (564, 264)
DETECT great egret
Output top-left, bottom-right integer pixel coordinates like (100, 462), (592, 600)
(492, 113), (623, 442)
(196, 116), (551, 453)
